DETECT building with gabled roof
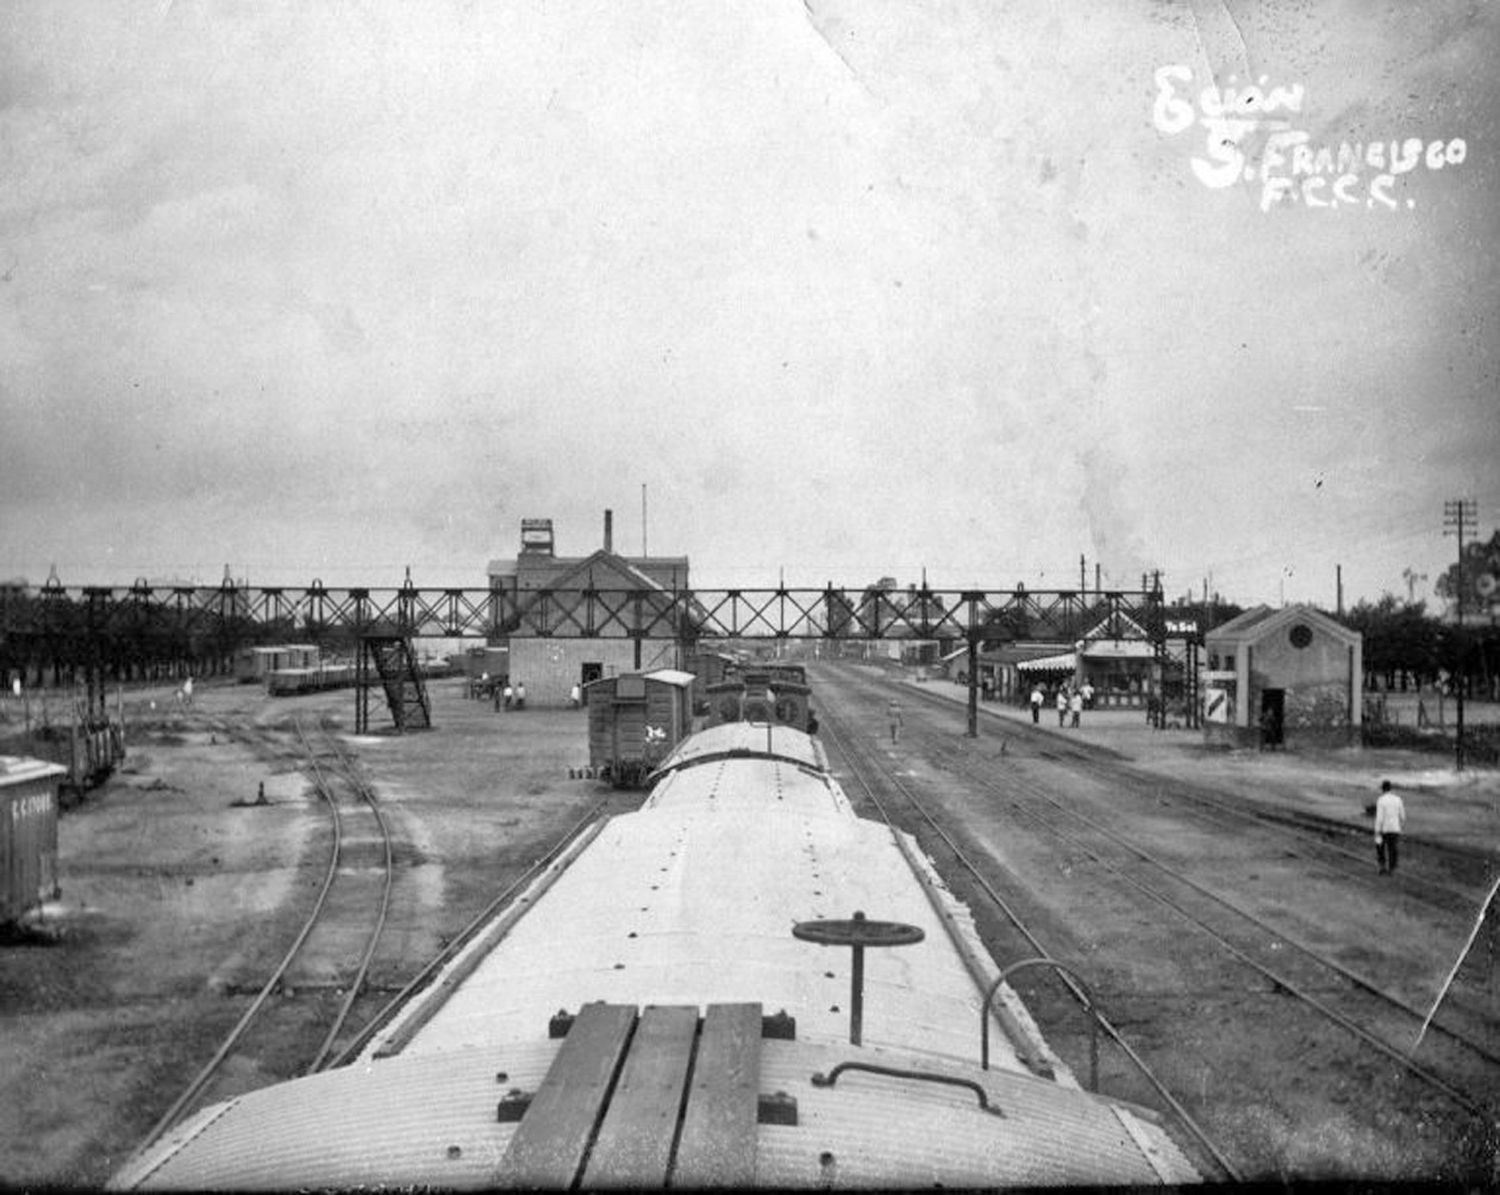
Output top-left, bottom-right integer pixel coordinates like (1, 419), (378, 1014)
(486, 514), (693, 706)
(1203, 604), (1362, 748)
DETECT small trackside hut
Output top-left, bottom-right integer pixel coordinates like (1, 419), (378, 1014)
(585, 669), (696, 787)
(2, 755), (66, 932)
(1203, 604), (1363, 749)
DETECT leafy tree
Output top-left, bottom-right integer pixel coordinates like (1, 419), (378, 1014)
(1342, 595), (1443, 691)
(1435, 528), (1500, 611)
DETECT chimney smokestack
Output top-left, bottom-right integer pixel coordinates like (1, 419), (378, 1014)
(604, 509), (613, 553)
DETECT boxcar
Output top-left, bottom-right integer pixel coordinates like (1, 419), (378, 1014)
(684, 650), (735, 714)
(585, 669), (696, 787)
(1, 755), (65, 928)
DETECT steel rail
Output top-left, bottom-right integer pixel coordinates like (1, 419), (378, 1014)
(898, 682), (1500, 1068)
(983, 764), (1500, 1105)
(131, 715), (348, 1154)
(897, 679), (1498, 903)
(814, 696), (1242, 1183)
(854, 670), (1500, 1160)
(327, 796), (610, 1069)
(303, 724), (396, 1072)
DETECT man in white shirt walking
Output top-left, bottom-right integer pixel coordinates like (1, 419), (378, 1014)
(887, 698), (903, 744)
(1374, 779), (1406, 874)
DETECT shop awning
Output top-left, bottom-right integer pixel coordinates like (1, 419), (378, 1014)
(1016, 652), (1076, 672)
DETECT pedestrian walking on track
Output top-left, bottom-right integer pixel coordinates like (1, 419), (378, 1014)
(887, 698), (903, 744)
(1374, 779), (1406, 874)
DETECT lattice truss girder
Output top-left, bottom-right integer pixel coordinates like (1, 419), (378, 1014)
(0, 583), (1170, 654)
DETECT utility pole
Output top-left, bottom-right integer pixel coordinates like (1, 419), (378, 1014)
(1335, 564), (1343, 618)
(1443, 498), (1477, 771)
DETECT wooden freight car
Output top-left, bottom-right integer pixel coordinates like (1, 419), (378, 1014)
(683, 650), (735, 715)
(1, 755), (65, 931)
(584, 669), (696, 788)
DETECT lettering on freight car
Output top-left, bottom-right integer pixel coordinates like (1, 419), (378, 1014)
(1151, 65), (1469, 212)
(9, 791), (55, 822)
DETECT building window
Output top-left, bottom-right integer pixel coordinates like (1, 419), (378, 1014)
(1289, 623), (1313, 649)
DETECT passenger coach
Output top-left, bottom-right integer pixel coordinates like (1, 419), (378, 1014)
(112, 720), (1198, 1189)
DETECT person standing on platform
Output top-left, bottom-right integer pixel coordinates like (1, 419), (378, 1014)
(1029, 685), (1043, 724)
(887, 698), (903, 744)
(502, 682), (513, 710)
(515, 681), (527, 710)
(569, 683), (581, 709)
(1374, 779), (1406, 874)
(1069, 688), (1083, 729)
(1056, 687), (1068, 727)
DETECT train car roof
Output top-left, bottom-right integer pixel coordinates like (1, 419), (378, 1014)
(0, 755), (67, 786)
(648, 721), (824, 776)
(585, 669), (696, 691)
(644, 668), (696, 687)
(113, 1021), (1193, 1190)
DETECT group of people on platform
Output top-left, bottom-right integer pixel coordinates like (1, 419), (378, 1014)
(1027, 681), (1094, 728)
(489, 678), (526, 711)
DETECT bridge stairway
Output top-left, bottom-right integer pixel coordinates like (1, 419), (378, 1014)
(357, 635), (431, 733)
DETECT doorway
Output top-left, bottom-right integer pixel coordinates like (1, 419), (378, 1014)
(580, 662), (603, 706)
(1259, 689), (1285, 749)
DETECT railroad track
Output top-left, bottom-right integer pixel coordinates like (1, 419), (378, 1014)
(134, 715), (397, 1151)
(958, 759), (1500, 1081)
(894, 674), (1499, 903)
(870, 675), (1500, 1055)
(812, 693), (1241, 1183)
(328, 794), (610, 1066)
(812, 662), (1499, 1181)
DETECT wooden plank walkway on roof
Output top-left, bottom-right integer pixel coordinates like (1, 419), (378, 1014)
(582, 1005), (698, 1188)
(673, 1002), (763, 1188)
(497, 1001), (636, 1187)
(496, 1001), (765, 1189)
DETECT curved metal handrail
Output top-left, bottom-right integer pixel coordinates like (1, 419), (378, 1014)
(983, 958), (1099, 1091)
(812, 1061), (1003, 1116)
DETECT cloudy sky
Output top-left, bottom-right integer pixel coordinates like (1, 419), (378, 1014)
(2, 0), (1497, 607)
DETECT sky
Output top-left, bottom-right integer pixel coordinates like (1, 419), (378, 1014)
(2, 0), (1497, 609)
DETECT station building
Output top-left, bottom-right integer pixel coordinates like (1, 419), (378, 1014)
(1202, 604), (1362, 748)
(486, 515), (692, 707)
